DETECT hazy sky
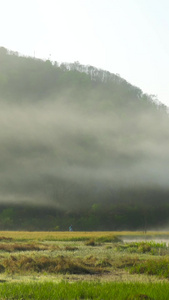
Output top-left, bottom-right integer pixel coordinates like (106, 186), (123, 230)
(1, 0), (169, 106)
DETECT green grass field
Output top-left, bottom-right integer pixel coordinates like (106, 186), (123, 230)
(0, 281), (169, 300)
(0, 231), (168, 299)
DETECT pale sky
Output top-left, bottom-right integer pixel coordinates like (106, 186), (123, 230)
(1, 0), (169, 106)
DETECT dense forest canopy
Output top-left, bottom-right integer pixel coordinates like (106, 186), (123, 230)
(0, 46), (168, 230)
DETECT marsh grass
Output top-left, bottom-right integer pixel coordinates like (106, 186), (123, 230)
(114, 256), (140, 269)
(0, 242), (62, 252)
(130, 258), (169, 278)
(116, 241), (168, 255)
(85, 238), (96, 246)
(0, 243), (47, 252)
(1, 230), (168, 241)
(0, 281), (169, 300)
(84, 235), (122, 246)
(64, 246), (78, 251)
(0, 231), (123, 241)
(96, 235), (122, 243)
(0, 236), (13, 241)
(0, 232), (169, 300)
(1, 254), (106, 275)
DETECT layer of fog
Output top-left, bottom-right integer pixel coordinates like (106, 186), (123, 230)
(0, 99), (169, 209)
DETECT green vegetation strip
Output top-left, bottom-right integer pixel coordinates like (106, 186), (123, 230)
(116, 241), (168, 255)
(130, 258), (169, 278)
(0, 281), (169, 299)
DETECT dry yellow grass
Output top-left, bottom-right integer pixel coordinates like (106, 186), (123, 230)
(0, 231), (168, 241)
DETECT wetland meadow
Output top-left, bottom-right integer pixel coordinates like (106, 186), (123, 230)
(0, 231), (168, 298)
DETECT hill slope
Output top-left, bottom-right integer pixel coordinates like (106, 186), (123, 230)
(0, 47), (168, 230)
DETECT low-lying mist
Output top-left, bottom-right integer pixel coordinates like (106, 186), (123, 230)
(0, 97), (169, 210)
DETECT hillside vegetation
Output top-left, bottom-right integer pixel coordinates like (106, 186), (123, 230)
(0, 47), (168, 230)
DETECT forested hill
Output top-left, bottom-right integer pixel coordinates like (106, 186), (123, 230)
(0, 46), (166, 110)
(0, 46), (169, 231)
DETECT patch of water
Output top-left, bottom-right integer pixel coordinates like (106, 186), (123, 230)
(122, 238), (169, 245)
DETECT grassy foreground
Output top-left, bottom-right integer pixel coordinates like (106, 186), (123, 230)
(0, 281), (169, 300)
(0, 231), (167, 299)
